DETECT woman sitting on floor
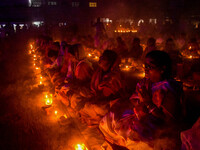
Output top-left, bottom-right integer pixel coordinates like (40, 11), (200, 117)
(99, 50), (184, 150)
(79, 50), (125, 125)
(57, 44), (94, 109)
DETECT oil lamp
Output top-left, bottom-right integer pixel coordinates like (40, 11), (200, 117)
(75, 144), (88, 150)
(45, 94), (53, 105)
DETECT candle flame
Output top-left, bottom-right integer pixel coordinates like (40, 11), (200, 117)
(88, 53), (92, 57)
(45, 98), (52, 105)
(40, 81), (42, 84)
(55, 110), (58, 115)
(36, 67), (39, 70)
(75, 144), (88, 150)
(30, 44), (33, 49)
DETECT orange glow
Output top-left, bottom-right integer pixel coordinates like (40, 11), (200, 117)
(34, 63), (36, 66)
(36, 67), (39, 70)
(88, 53), (92, 57)
(40, 81), (42, 84)
(94, 56), (99, 60)
(45, 94), (53, 105)
(33, 55), (36, 58)
(75, 144), (88, 150)
(29, 50), (32, 54)
(45, 98), (52, 105)
(55, 110), (58, 115)
(30, 44), (33, 49)
(189, 46), (192, 50)
(122, 65), (130, 71)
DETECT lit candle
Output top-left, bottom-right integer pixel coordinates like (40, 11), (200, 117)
(31, 45), (33, 50)
(55, 110), (58, 115)
(63, 114), (68, 119)
(88, 53), (92, 57)
(45, 98), (52, 105)
(75, 144), (88, 150)
(94, 56), (98, 60)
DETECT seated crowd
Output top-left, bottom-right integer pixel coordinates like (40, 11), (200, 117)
(33, 35), (200, 150)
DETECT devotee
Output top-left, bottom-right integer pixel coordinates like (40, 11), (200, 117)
(79, 50), (125, 125)
(181, 117), (200, 150)
(57, 44), (94, 107)
(99, 50), (183, 150)
(142, 37), (157, 60)
(114, 36), (128, 57)
(164, 38), (181, 77)
(129, 37), (143, 60)
(92, 17), (106, 48)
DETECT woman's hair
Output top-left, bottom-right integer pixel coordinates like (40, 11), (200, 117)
(67, 44), (85, 60)
(146, 50), (172, 79)
(48, 49), (59, 58)
(101, 50), (118, 68)
(147, 37), (156, 46)
(133, 37), (140, 44)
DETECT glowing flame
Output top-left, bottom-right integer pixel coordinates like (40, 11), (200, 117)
(88, 53), (92, 57)
(45, 98), (52, 105)
(189, 55), (193, 59)
(126, 65), (129, 69)
(189, 46), (192, 50)
(34, 63), (36, 66)
(40, 81), (42, 84)
(75, 144), (88, 150)
(55, 110), (58, 115)
(29, 50), (32, 54)
(30, 44), (33, 49)
(94, 56), (98, 60)
(40, 76), (42, 79)
(36, 67), (39, 70)
(34, 55), (36, 58)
